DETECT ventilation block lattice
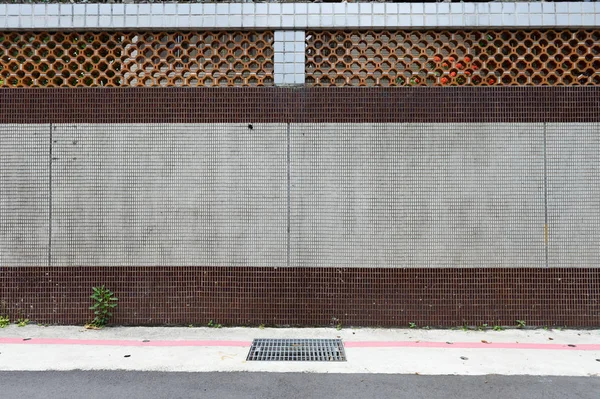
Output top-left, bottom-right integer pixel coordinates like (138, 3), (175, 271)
(0, 31), (274, 88)
(305, 30), (600, 87)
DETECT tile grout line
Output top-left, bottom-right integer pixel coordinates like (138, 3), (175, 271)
(543, 122), (549, 268)
(287, 122), (291, 268)
(48, 122), (53, 267)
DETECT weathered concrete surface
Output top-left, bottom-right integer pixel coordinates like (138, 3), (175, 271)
(0, 124), (49, 266)
(1, 123), (599, 268)
(547, 123), (600, 267)
(291, 123), (545, 267)
(50, 123), (287, 266)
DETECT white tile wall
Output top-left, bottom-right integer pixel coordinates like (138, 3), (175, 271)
(0, 2), (598, 30)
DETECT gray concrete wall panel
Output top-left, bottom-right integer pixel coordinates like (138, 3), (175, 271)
(3, 122), (599, 268)
(50, 123), (287, 267)
(547, 123), (600, 267)
(0, 124), (49, 266)
(290, 123), (545, 268)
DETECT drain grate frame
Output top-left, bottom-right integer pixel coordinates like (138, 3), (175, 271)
(246, 338), (347, 362)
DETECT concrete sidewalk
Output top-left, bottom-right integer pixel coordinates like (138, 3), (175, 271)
(1, 325), (599, 376)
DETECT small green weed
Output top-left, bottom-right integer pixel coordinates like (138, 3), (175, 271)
(16, 318), (29, 327)
(409, 322), (417, 329)
(493, 325), (504, 331)
(331, 317), (341, 330)
(207, 320), (222, 328)
(0, 315), (9, 328)
(259, 323), (265, 330)
(88, 285), (118, 328)
(516, 320), (526, 329)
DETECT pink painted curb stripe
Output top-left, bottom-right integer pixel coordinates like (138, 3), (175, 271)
(0, 338), (599, 351)
(344, 341), (600, 351)
(0, 338), (251, 347)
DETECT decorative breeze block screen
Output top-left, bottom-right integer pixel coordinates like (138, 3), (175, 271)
(306, 30), (600, 87)
(0, 31), (274, 88)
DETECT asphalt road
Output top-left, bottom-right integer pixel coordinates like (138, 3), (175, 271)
(1, 371), (599, 399)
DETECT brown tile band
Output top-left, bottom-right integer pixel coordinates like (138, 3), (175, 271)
(1, 267), (598, 327)
(0, 87), (599, 124)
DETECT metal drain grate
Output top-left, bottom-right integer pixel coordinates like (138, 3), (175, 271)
(246, 339), (346, 362)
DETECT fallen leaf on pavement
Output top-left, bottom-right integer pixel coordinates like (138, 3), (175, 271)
(84, 324), (101, 330)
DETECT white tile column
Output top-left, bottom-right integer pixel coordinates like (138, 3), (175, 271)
(274, 30), (305, 86)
